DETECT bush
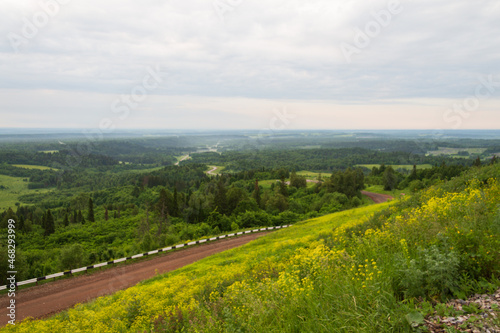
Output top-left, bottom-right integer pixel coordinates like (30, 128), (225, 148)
(231, 221), (239, 231)
(60, 244), (84, 270)
(396, 246), (460, 300)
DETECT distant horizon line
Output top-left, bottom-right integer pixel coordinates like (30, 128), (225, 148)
(1, 128), (500, 132)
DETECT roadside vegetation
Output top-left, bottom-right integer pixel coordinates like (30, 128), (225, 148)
(3, 164), (499, 332)
(0, 133), (499, 331)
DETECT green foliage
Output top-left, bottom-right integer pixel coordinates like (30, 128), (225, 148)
(87, 198), (95, 222)
(289, 170), (307, 188)
(43, 209), (55, 236)
(326, 168), (364, 198)
(4, 164), (500, 333)
(396, 246), (460, 300)
(383, 166), (398, 190)
(59, 244), (84, 270)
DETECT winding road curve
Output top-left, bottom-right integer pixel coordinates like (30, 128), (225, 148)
(206, 166), (218, 175)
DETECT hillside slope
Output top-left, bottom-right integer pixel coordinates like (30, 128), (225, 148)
(3, 165), (499, 332)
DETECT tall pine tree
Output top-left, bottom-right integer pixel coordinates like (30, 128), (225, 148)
(157, 189), (168, 235)
(172, 188), (179, 217)
(214, 178), (228, 214)
(88, 198), (95, 222)
(44, 209), (55, 236)
(18, 215), (25, 231)
(77, 210), (84, 224)
(253, 179), (261, 207)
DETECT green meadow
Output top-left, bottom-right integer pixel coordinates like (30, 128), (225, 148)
(357, 164), (433, 170)
(12, 164), (58, 171)
(0, 175), (53, 210)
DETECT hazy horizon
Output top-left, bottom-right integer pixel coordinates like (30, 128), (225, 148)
(1, 1), (499, 130)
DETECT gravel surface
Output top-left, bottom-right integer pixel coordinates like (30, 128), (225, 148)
(424, 289), (500, 332)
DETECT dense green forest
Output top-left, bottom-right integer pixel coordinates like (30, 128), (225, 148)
(0, 132), (498, 284)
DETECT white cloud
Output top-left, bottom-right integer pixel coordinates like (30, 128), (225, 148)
(0, 0), (499, 129)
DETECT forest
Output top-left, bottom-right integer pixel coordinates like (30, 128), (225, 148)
(0, 131), (498, 284)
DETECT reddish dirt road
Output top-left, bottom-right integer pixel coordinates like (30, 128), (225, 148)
(361, 191), (394, 203)
(0, 232), (268, 326)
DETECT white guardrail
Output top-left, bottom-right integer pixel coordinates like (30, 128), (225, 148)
(0, 225), (290, 290)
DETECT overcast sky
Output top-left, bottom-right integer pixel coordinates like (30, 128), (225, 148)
(1, 0), (499, 130)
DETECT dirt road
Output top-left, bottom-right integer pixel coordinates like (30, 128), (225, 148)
(361, 191), (394, 203)
(207, 166), (218, 175)
(175, 154), (190, 166)
(0, 233), (268, 326)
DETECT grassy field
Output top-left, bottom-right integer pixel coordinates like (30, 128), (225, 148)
(259, 177), (319, 189)
(426, 147), (487, 157)
(12, 164), (58, 171)
(363, 184), (407, 197)
(0, 175), (54, 211)
(357, 164), (432, 170)
(127, 166), (165, 174)
(257, 171), (324, 190)
(296, 170), (324, 180)
(259, 179), (278, 189)
(175, 154), (192, 165)
(38, 150), (59, 154)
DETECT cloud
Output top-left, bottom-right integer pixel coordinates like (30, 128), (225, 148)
(0, 0), (499, 129)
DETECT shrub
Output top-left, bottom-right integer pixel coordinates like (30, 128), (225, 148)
(59, 244), (84, 270)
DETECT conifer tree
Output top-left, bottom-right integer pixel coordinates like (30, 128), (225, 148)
(253, 179), (261, 207)
(19, 215), (25, 231)
(214, 178), (228, 214)
(77, 210), (84, 224)
(279, 176), (288, 197)
(409, 164), (418, 181)
(88, 198), (95, 222)
(42, 211), (47, 230)
(44, 209), (55, 236)
(172, 187), (179, 217)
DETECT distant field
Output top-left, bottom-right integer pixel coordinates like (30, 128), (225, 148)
(175, 154), (192, 166)
(127, 166), (164, 173)
(426, 147), (487, 157)
(364, 185), (406, 196)
(259, 179), (278, 189)
(357, 164), (432, 170)
(39, 150), (59, 154)
(0, 175), (53, 211)
(12, 164), (58, 171)
(259, 174), (320, 189)
(296, 170), (324, 180)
